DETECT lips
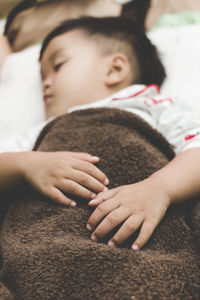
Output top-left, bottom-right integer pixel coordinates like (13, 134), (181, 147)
(43, 95), (53, 103)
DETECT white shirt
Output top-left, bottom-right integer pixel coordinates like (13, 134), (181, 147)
(1, 84), (200, 154)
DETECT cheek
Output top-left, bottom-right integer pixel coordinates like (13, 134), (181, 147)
(53, 74), (69, 95)
(55, 71), (81, 95)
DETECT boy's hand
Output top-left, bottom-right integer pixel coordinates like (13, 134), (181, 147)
(21, 151), (109, 207)
(87, 178), (170, 250)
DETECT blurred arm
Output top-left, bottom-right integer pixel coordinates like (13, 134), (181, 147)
(0, 35), (12, 74)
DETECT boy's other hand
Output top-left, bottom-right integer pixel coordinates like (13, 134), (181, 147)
(20, 151), (109, 207)
(87, 178), (170, 250)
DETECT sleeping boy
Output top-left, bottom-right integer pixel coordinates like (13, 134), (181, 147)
(1, 16), (200, 251)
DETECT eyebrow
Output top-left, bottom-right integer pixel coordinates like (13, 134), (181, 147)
(48, 48), (67, 62)
(40, 48), (67, 79)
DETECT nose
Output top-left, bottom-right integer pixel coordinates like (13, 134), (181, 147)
(43, 76), (52, 92)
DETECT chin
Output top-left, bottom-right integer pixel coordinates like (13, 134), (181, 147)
(47, 109), (65, 119)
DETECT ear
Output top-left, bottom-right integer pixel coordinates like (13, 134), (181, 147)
(104, 53), (132, 87)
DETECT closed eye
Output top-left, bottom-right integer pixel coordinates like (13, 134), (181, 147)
(54, 62), (64, 72)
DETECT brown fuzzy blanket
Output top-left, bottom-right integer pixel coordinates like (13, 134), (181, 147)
(0, 108), (199, 300)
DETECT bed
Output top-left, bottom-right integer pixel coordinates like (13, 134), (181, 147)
(0, 1), (200, 299)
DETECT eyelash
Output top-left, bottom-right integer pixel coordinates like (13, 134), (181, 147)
(54, 62), (64, 72)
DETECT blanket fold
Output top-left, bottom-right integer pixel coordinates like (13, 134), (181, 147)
(0, 108), (199, 300)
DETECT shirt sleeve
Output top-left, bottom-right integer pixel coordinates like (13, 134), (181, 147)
(143, 94), (200, 154)
(0, 120), (48, 153)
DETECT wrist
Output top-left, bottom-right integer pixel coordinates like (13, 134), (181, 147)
(0, 152), (32, 191)
(146, 174), (172, 206)
(15, 151), (34, 182)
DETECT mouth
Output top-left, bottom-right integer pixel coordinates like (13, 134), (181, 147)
(43, 95), (53, 103)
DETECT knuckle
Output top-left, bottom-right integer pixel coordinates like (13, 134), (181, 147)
(41, 183), (49, 193)
(138, 231), (149, 244)
(97, 191), (104, 197)
(125, 220), (136, 232)
(53, 169), (63, 180)
(53, 194), (62, 203)
(96, 184), (105, 193)
(82, 161), (92, 171)
(79, 153), (88, 159)
(97, 203), (107, 215)
(68, 181), (79, 193)
(100, 173), (107, 181)
(107, 212), (119, 225)
(54, 194), (71, 206)
(80, 174), (90, 185)
(86, 163), (101, 176)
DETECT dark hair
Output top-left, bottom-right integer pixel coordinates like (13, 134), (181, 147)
(40, 16), (166, 86)
(4, 0), (36, 44)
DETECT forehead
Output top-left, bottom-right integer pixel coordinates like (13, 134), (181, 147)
(41, 29), (93, 61)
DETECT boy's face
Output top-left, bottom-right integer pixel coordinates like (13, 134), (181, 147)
(41, 29), (111, 118)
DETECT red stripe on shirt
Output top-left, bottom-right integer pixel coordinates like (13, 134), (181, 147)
(150, 98), (173, 104)
(112, 84), (160, 101)
(184, 134), (198, 141)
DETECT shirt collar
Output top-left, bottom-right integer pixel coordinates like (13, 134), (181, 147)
(68, 84), (160, 113)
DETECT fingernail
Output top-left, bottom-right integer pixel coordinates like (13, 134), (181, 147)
(91, 193), (96, 199)
(103, 187), (108, 192)
(91, 234), (98, 242)
(104, 178), (109, 185)
(92, 156), (99, 161)
(86, 223), (92, 231)
(108, 240), (116, 248)
(70, 201), (76, 207)
(88, 199), (98, 205)
(132, 244), (139, 251)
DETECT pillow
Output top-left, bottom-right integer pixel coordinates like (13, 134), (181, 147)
(0, 43), (45, 142)
(0, 19), (45, 142)
(148, 21), (200, 112)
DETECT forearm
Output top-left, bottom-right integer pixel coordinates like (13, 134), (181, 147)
(150, 148), (200, 204)
(0, 152), (26, 191)
(0, 35), (12, 73)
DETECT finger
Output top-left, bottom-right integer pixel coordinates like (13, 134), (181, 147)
(67, 152), (100, 163)
(73, 160), (109, 186)
(88, 198), (105, 206)
(88, 188), (118, 206)
(91, 207), (128, 242)
(87, 199), (118, 231)
(45, 187), (76, 207)
(70, 169), (108, 194)
(108, 215), (143, 248)
(57, 178), (97, 200)
(132, 220), (156, 250)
